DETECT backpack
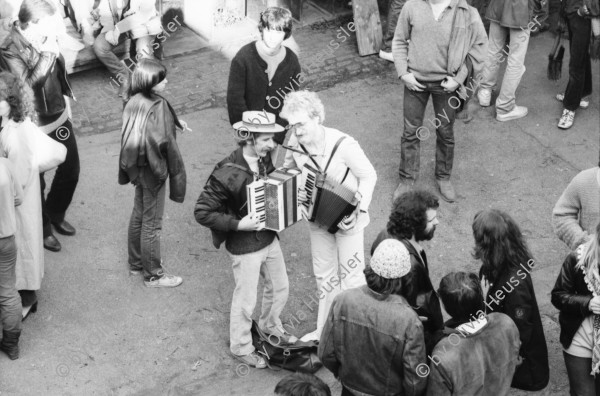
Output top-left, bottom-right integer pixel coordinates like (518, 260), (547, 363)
(250, 321), (323, 374)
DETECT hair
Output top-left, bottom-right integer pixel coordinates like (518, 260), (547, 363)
(280, 91), (326, 124)
(576, 222), (600, 273)
(18, 0), (56, 29)
(387, 190), (439, 240)
(364, 265), (413, 298)
(0, 72), (35, 122)
(258, 7), (293, 40)
(438, 272), (484, 321)
(128, 59), (167, 98)
(472, 209), (533, 284)
(274, 373), (331, 396)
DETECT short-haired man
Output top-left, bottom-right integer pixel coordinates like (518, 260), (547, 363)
(227, 6), (301, 146)
(427, 272), (521, 396)
(372, 190), (444, 353)
(319, 239), (427, 396)
(392, 0), (487, 202)
(194, 111), (296, 369)
(274, 373), (331, 396)
(0, 0), (80, 255)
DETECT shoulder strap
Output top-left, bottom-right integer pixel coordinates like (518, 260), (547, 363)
(299, 143), (323, 172)
(324, 136), (346, 173)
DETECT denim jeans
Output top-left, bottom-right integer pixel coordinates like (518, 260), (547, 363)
(480, 21), (530, 114)
(400, 82), (458, 181)
(564, 14), (592, 112)
(0, 236), (22, 332)
(93, 32), (155, 82)
(228, 239), (288, 356)
(563, 351), (600, 395)
(128, 183), (166, 281)
(41, 119), (80, 237)
(382, 0), (406, 52)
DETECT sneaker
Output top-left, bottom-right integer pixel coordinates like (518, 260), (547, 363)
(556, 93), (589, 109)
(496, 105), (528, 122)
(477, 88), (492, 107)
(299, 329), (321, 343)
(558, 109), (575, 129)
(392, 179), (415, 202)
(144, 273), (183, 288)
(234, 351), (267, 368)
(379, 50), (394, 62)
(436, 179), (456, 203)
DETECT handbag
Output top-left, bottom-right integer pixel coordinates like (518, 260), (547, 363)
(250, 321), (323, 374)
(29, 120), (67, 173)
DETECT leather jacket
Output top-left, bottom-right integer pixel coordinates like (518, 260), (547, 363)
(551, 252), (594, 349)
(0, 25), (74, 120)
(118, 93), (186, 203)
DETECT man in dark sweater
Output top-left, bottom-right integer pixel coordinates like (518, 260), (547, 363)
(226, 7), (302, 145)
(194, 111), (296, 369)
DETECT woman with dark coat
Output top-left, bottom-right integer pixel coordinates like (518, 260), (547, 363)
(119, 58), (187, 288)
(552, 222), (600, 395)
(473, 209), (549, 392)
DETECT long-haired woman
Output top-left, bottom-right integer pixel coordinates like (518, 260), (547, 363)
(552, 222), (600, 395)
(118, 59), (187, 288)
(472, 209), (549, 391)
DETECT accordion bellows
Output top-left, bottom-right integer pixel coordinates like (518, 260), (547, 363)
(247, 168), (303, 232)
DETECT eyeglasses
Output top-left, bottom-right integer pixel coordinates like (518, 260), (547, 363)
(427, 216), (438, 223)
(285, 121), (306, 131)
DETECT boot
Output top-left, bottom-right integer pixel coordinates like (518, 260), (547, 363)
(0, 330), (21, 360)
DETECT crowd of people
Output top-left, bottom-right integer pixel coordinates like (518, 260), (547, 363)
(0, 0), (598, 395)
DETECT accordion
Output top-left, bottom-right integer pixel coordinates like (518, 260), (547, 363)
(246, 168), (303, 232)
(301, 163), (358, 234)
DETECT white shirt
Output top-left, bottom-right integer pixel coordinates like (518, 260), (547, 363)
(430, 0), (452, 20)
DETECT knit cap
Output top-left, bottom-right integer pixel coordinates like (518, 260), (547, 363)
(370, 239), (411, 279)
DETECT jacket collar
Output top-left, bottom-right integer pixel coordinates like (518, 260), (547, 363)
(422, 0), (469, 10)
(362, 285), (410, 305)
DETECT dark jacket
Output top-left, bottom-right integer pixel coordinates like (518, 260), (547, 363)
(551, 252), (594, 349)
(0, 26), (74, 122)
(426, 313), (521, 396)
(118, 94), (186, 203)
(226, 42), (301, 144)
(194, 147), (277, 255)
(372, 231), (444, 341)
(318, 285), (427, 396)
(484, 263), (549, 391)
(486, 0), (537, 28)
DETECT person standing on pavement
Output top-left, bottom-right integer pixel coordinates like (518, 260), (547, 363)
(0, 0), (80, 255)
(119, 58), (187, 288)
(0, 72), (45, 320)
(552, 164), (600, 251)
(473, 209), (550, 392)
(318, 239), (428, 396)
(551, 222), (600, 394)
(371, 190), (444, 354)
(194, 111), (296, 369)
(227, 6), (301, 147)
(476, 0), (538, 122)
(0, 157), (23, 360)
(392, 0), (487, 202)
(281, 91), (377, 343)
(378, 0), (407, 62)
(555, 0), (597, 129)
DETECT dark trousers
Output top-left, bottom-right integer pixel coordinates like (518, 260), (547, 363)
(40, 120), (80, 237)
(0, 236), (22, 332)
(399, 81), (458, 181)
(564, 13), (592, 111)
(564, 351), (600, 396)
(341, 386), (352, 396)
(128, 183), (166, 281)
(382, 0), (406, 51)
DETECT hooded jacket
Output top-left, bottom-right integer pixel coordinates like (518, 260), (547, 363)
(118, 93), (186, 203)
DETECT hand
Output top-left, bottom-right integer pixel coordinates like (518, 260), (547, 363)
(39, 36), (60, 55)
(297, 187), (308, 204)
(337, 210), (359, 231)
(441, 76), (460, 92)
(105, 28), (120, 45)
(576, 244), (585, 261)
(237, 213), (264, 231)
(481, 276), (490, 298)
(401, 73), (426, 92)
(90, 9), (100, 20)
(418, 316), (429, 323)
(178, 120), (192, 133)
(578, 5), (590, 16)
(123, 9), (136, 17)
(589, 296), (600, 314)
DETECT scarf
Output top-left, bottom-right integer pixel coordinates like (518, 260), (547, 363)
(579, 238), (600, 375)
